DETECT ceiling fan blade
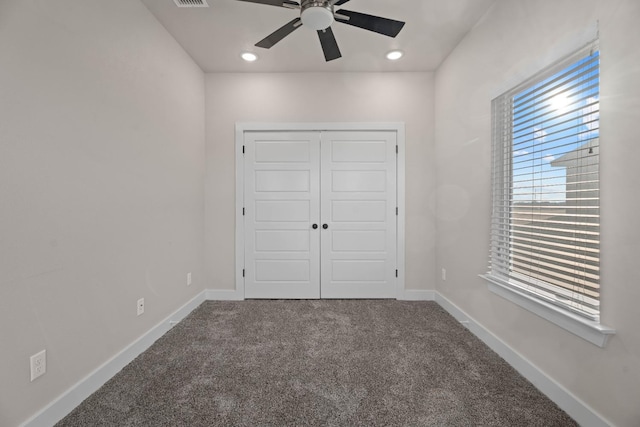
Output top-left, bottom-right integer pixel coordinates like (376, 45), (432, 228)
(331, 0), (350, 5)
(335, 9), (405, 38)
(317, 27), (342, 62)
(236, 0), (299, 8)
(256, 18), (302, 49)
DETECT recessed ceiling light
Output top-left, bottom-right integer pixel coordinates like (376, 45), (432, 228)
(241, 52), (258, 62)
(386, 50), (403, 61)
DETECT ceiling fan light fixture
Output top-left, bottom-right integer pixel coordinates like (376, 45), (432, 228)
(386, 50), (403, 61)
(301, 5), (334, 31)
(241, 52), (258, 62)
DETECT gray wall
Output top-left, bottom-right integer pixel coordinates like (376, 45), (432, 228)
(204, 72), (436, 293)
(0, 1), (206, 425)
(434, 0), (640, 425)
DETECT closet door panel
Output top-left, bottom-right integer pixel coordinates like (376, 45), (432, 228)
(320, 131), (397, 298)
(244, 132), (321, 299)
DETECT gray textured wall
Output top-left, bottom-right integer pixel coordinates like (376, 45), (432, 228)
(204, 72), (437, 293)
(434, 1), (640, 425)
(0, 1), (206, 425)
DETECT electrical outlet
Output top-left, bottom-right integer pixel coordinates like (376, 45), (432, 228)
(137, 298), (144, 316)
(30, 350), (46, 382)
(442, 268), (447, 281)
(187, 272), (192, 286)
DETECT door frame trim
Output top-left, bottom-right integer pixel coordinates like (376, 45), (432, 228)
(235, 122), (406, 300)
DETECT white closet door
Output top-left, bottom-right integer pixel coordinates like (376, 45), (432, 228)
(244, 132), (321, 299)
(320, 131), (397, 298)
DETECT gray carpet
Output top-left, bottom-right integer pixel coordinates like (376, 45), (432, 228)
(57, 300), (577, 426)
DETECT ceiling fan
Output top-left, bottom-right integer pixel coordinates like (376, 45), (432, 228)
(237, 0), (405, 61)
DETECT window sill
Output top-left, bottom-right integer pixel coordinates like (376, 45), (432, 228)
(479, 274), (615, 348)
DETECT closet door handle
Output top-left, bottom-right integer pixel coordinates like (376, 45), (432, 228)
(322, 224), (328, 229)
(312, 224), (318, 229)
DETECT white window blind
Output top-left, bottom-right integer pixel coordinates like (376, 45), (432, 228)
(488, 42), (600, 321)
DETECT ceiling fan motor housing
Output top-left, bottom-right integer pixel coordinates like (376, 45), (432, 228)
(301, 0), (334, 31)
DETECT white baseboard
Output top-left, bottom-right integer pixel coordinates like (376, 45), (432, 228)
(398, 289), (436, 301)
(434, 292), (612, 427)
(205, 288), (244, 301)
(22, 290), (207, 427)
(23, 289), (611, 427)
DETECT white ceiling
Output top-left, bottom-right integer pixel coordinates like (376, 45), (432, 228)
(140, 0), (496, 73)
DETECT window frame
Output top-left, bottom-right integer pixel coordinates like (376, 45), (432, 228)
(481, 41), (615, 347)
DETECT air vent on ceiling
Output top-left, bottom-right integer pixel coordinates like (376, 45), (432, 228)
(173, 0), (209, 7)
